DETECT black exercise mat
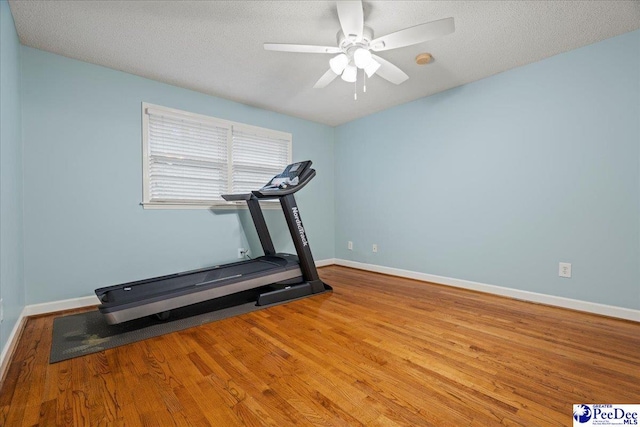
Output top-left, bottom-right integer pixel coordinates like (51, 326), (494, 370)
(50, 286), (331, 363)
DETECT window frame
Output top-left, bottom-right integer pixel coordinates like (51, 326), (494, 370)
(141, 102), (292, 209)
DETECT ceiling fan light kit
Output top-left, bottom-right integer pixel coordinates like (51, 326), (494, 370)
(264, 0), (455, 95)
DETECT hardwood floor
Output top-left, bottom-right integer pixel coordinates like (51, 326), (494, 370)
(1, 265), (639, 426)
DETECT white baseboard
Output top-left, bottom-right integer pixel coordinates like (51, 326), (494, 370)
(316, 258), (336, 268)
(334, 259), (640, 322)
(0, 306), (28, 385)
(22, 295), (99, 317)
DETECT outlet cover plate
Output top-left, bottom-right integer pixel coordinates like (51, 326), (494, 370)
(559, 262), (572, 278)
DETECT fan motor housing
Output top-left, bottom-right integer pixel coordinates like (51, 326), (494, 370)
(337, 26), (374, 52)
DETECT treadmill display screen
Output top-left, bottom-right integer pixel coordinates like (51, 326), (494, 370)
(261, 160), (311, 191)
(271, 177), (289, 186)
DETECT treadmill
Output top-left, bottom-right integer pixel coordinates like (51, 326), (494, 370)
(95, 160), (331, 324)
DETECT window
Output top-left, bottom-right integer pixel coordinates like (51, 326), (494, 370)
(142, 103), (292, 208)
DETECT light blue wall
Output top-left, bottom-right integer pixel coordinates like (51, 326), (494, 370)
(335, 30), (640, 310)
(0, 0), (24, 352)
(21, 47), (334, 304)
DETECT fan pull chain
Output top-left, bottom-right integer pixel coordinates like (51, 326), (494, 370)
(363, 70), (367, 93)
(354, 78), (357, 100)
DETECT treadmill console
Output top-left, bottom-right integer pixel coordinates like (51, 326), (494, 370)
(260, 160), (312, 191)
(223, 160), (315, 201)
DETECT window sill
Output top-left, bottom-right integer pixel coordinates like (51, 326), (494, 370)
(141, 201), (280, 210)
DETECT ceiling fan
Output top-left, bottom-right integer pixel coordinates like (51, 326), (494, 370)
(264, 0), (455, 90)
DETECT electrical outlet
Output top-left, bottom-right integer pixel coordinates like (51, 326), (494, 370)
(348, 241), (353, 250)
(238, 248), (247, 259)
(559, 262), (572, 278)
(372, 244), (378, 253)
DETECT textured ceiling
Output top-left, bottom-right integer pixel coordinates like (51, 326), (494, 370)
(8, 1), (640, 126)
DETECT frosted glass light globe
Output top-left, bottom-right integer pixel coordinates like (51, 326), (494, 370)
(329, 54), (349, 74)
(341, 64), (357, 82)
(353, 48), (372, 69)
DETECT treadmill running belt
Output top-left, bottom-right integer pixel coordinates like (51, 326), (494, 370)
(100, 259), (284, 304)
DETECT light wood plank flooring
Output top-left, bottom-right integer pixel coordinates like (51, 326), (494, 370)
(1, 266), (639, 426)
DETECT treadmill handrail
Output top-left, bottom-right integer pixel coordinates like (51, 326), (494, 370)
(221, 193), (253, 202)
(252, 169), (316, 199)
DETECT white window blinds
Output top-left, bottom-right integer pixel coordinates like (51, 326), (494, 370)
(146, 109), (229, 202)
(232, 127), (291, 194)
(142, 103), (292, 208)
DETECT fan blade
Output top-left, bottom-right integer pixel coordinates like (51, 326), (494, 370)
(337, 0), (364, 41)
(264, 43), (341, 54)
(370, 54), (408, 85)
(313, 69), (339, 89)
(370, 17), (454, 52)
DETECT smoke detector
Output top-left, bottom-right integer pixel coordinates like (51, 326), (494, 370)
(415, 53), (433, 65)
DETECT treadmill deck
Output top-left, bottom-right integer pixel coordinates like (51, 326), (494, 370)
(95, 255), (302, 324)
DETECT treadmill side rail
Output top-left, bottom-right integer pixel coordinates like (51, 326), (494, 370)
(100, 267), (302, 324)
